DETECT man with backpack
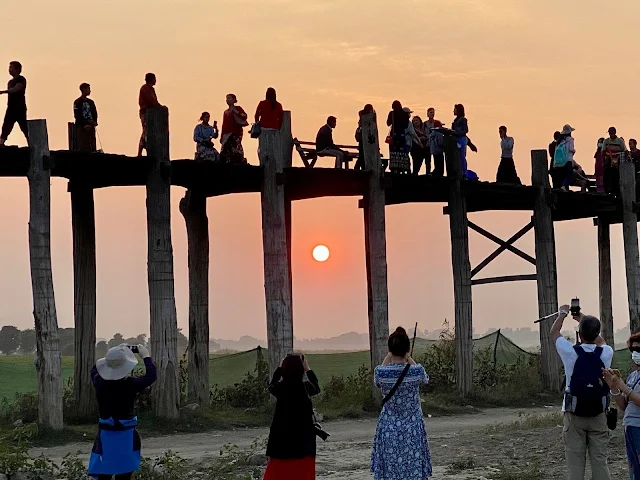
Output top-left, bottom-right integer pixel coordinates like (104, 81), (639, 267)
(551, 306), (613, 480)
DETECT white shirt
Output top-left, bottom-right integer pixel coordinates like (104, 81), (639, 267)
(556, 336), (613, 411)
(500, 136), (514, 158)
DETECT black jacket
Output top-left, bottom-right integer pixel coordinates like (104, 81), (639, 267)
(265, 368), (321, 459)
(315, 125), (336, 152)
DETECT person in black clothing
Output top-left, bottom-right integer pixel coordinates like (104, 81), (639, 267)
(73, 83), (99, 152)
(549, 131), (562, 188)
(263, 354), (321, 480)
(354, 104), (374, 171)
(316, 116), (345, 168)
(0, 61), (28, 147)
(386, 100), (411, 174)
(88, 344), (157, 480)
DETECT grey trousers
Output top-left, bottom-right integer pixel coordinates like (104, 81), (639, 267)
(563, 413), (611, 480)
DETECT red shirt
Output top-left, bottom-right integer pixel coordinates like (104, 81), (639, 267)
(222, 106), (247, 138)
(139, 84), (160, 115)
(255, 100), (284, 130)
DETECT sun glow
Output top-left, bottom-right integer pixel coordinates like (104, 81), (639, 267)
(312, 245), (330, 262)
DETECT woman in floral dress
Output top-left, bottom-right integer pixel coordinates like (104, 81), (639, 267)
(371, 327), (432, 480)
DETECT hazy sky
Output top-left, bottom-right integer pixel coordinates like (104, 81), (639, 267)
(1, 0), (639, 341)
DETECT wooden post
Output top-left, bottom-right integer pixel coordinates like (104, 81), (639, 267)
(361, 112), (389, 374)
(445, 136), (473, 396)
(68, 123), (97, 418)
(619, 155), (640, 333)
(531, 149), (561, 391)
(282, 112), (294, 307)
(27, 119), (63, 430)
(179, 191), (210, 406)
(597, 218), (614, 344)
(145, 107), (180, 418)
(259, 115), (293, 376)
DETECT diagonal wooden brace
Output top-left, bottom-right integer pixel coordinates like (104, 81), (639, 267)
(469, 221), (535, 278)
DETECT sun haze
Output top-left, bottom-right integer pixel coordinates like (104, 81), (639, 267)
(0, 0), (639, 341)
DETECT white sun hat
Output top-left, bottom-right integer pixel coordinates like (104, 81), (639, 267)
(561, 124), (575, 135)
(96, 345), (138, 381)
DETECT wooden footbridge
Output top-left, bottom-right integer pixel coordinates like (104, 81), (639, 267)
(4, 107), (640, 429)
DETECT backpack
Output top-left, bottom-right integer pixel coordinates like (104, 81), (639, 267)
(566, 346), (609, 417)
(553, 141), (569, 167)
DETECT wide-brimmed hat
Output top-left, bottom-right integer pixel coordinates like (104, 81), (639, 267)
(96, 345), (138, 381)
(402, 107), (413, 114)
(561, 124), (575, 135)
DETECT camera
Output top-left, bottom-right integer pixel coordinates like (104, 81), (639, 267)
(313, 423), (329, 441)
(570, 298), (581, 317)
(127, 345), (139, 354)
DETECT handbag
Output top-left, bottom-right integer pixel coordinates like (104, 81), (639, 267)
(381, 363), (411, 405)
(250, 123), (261, 138)
(233, 110), (249, 127)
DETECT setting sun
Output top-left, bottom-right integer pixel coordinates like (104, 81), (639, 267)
(312, 245), (330, 262)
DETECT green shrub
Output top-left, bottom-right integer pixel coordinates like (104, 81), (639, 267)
(211, 350), (270, 409)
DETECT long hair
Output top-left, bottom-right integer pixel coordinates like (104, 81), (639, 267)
(266, 87), (277, 111)
(281, 354), (304, 382)
(454, 104), (465, 117)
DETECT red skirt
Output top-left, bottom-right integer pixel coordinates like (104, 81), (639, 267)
(263, 457), (315, 480)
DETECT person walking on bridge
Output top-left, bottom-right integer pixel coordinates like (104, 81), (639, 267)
(137, 73), (161, 157)
(0, 61), (28, 147)
(73, 83), (98, 153)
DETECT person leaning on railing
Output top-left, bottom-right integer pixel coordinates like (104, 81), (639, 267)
(87, 344), (157, 480)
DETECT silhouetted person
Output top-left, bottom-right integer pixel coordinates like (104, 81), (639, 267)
(255, 87), (284, 131)
(355, 104), (374, 171)
(0, 61), (28, 147)
(316, 116), (345, 168)
(73, 83), (98, 152)
(137, 73), (161, 156)
(496, 125), (521, 184)
(549, 131), (562, 188)
(602, 126), (626, 195)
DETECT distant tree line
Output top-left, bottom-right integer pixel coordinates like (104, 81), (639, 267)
(0, 326), (191, 357)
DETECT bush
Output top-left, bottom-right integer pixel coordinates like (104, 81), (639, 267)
(211, 350), (270, 409)
(317, 364), (377, 417)
(0, 392), (38, 424)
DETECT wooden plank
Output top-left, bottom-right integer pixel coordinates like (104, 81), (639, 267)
(446, 135), (473, 397)
(259, 115), (294, 376)
(68, 123), (97, 418)
(597, 218), (614, 345)
(27, 119), (63, 430)
(145, 107), (180, 419)
(469, 221), (535, 278)
(471, 274), (537, 286)
(361, 112), (389, 381)
(531, 149), (562, 391)
(619, 155), (640, 333)
(179, 191), (210, 406)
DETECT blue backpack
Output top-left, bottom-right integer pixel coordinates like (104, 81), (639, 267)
(554, 141), (569, 168)
(567, 346), (609, 417)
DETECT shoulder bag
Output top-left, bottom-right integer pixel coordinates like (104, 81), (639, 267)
(381, 363), (411, 405)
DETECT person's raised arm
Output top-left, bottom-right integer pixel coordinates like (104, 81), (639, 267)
(550, 304), (570, 341)
(130, 345), (157, 393)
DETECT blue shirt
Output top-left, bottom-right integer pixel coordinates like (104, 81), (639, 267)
(194, 123), (219, 144)
(624, 370), (640, 427)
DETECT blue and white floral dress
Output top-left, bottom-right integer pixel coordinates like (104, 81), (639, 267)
(370, 363), (432, 480)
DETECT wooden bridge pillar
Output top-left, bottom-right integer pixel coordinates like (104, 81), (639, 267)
(361, 112), (389, 374)
(596, 218), (614, 344)
(531, 150), (561, 391)
(67, 123), (97, 418)
(145, 107), (180, 419)
(445, 136), (473, 396)
(259, 112), (294, 376)
(619, 155), (640, 333)
(179, 191), (209, 405)
(27, 119), (63, 429)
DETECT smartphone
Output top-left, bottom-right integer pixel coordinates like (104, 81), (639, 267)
(570, 298), (581, 317)
(128, 345), (139, 354)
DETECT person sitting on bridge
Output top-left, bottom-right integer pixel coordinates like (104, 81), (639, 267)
(0, 61), (28, 147)
(193, 111), (219, 162)
(315, 116), (345, 168)
(137, 73), (161, 157)
(73, 83), (98, 153)
(254, 87), (283, 132)
(602, 126), (627, 195)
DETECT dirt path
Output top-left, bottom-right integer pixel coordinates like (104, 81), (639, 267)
(32, 407), (560, 479)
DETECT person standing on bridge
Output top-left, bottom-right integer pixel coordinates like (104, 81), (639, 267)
(0, 61), (28, 147)
(594, 138), (605, 193)
(220, 93), (248, 164)
(371, 327), (432, 480)
(551, 307), (613, 480)
(451, 104), (469, 178)
(73, 83), (98, 153)
(88, 344), (157, 480)
(496, 125), (521, 184)
(386, 101), (411, 174)
(602, 127), (627, 195)
(137, 73), (161, 157)
(264, 354), (322, 480)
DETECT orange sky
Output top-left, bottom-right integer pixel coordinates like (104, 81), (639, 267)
(0, 0), (638, 341)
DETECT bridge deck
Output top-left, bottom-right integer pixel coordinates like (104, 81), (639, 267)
(0, 146), (624, 221)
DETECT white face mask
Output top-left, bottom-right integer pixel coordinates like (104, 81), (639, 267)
(632, 351), (640, 365)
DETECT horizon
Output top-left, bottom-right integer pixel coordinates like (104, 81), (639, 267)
(1, 0), (640, 341)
